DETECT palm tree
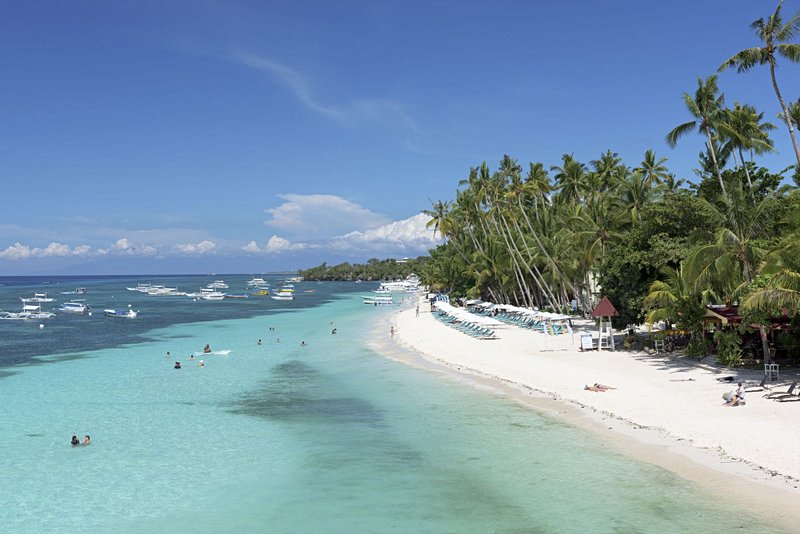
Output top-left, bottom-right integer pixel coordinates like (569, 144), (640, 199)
(717, 102), (776, 188)
(423, 200), (452, 241)
(666, 75), (728, 195)
(719, 0), (800, 166)
(634, 149), (670, 188)
(777, 97), (800, 127)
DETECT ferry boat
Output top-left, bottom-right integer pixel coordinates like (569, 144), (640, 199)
(20, 292), (56, 303)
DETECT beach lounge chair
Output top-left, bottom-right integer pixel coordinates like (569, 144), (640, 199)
(745, 375), (769, 392)
(763, 381), (797, 400)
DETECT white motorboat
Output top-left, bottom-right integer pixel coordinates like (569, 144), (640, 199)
(20, 292), (56, 303)
(127, 283), (153, 292)
(362, 295), (394, 306)
(207, 280), (229, 289)
(270, 286), (294, 301)
(378, 274), (421, 293)
(104, 308), (138, 318)
(246, 276), (268, 287)
(58, 301), (90, 314)
(286, 276), (303, 283)
(198, 288), (225, 300)
(61, 288), (87, 295)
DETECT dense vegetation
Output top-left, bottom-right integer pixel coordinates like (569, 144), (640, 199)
(300, 257), (428, 281)
(419, 2), (800, 365)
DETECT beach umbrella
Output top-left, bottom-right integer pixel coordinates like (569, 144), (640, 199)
(592, 296), (619, 351)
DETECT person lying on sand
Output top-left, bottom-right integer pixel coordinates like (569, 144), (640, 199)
(585, 383), (616, 392)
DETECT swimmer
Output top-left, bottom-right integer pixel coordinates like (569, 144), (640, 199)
(83, 435), (91, 446)
(188, 354), (195, 360)
(203, 344), (211, 353)
(258, 339), (262, 345)
(71, 435), (80, 447)
(166, 351), (171, 359)
(331, 328), (337, 335)
(301, 341), (306, 347)
(199, 360), (204, 367)
(276, 337), (280, 343)
(174, 361), (182, 369)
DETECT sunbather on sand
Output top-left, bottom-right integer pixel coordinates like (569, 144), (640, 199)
(585, 383), (616, 392)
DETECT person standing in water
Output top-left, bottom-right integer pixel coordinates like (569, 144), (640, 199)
(71, 435), (79, 447)
(83, 435), (91, 446)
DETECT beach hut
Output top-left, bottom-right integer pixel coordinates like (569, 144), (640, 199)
(592, 296), (619, 351)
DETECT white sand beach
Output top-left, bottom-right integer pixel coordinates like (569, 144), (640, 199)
(379, 297), (800, 524)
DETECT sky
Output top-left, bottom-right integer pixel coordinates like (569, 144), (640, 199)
(1, 0), (799, 275)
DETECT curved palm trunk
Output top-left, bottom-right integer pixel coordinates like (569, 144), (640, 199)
(737, 147), (753, 189)
(770, 59), (800, 166)
(500, 212), (559, 308)
(704, 128), (727, 196)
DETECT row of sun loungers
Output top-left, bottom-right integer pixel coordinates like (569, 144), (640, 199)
(468, 307), (566, 335)
(764, 381), (800, 402)
(432, 310), (497, 340)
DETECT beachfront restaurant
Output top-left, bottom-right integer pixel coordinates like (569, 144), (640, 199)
(702, 305), (797, 365)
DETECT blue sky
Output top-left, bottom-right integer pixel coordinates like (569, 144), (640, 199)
(1, 0), (798, 274)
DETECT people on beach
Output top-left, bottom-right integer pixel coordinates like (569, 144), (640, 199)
(390, 326), (395, 337)
(724, 382), (746, 406)
(203, 344), (211, 353)
(585, 383), (616, 392)
(83, 435), (91, 446)
(71, 435), (80, 447)
(174, 361), (181, 369)
(416, 305), (419, 317)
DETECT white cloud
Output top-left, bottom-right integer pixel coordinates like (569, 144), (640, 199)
(172, 240), (217, 255)
(332, 213), (441, 253)
(241, 241), (260, 253)
(113, 238), (131, 250)
(0, 242), (94, 260)
(232, 52), (417, 132)
(110, 238), (157, 256)
(0, 243), (32, 259)
(265, 194), (389, 240)
(263, 235), (311, 253)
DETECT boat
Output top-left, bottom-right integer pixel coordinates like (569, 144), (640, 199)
(250, 288), (270, 296)
(378, 274), (421, 293)
(20, 292), (56, 303)
(21, 304), (56, 319)
(286, 276), (304, 283)
(362, 295), (394, 306)
(198, 288), (225, 300)
(207, 280), (229, 289)
(126, 283), (153, 292)
(246, 276), (268, 287)
(270, 286), (294, 301)
(60, 288), (87, 295)
(224, 293), (249, 299)
(104, 308), (138, 318)
(58, 301), (91, 314)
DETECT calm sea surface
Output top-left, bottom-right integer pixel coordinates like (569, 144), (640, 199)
(0, 275), (787, 532)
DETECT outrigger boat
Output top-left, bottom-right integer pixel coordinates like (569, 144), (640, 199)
(104, 308), (138, 318)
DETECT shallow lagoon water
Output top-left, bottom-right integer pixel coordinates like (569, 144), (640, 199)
(0, 276), (787, 532)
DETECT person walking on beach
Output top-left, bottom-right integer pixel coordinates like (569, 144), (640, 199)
(416, 305), (419, 317)
(390, 326), (394, 337)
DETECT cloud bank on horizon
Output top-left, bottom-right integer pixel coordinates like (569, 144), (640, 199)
(0, 194), (441, 273)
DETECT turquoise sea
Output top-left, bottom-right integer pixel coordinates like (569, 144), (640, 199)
(0, 275), (787, 533)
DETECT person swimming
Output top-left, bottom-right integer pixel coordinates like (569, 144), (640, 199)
(71, 435), (79, 447)
(301, 341), (306, 347)
(83, 435), (91, 446)
(199, 360), (204, 367)
(174, 361), (182, 369)
(188, 353), (195, 360)
(203, 344), (211, 353)
(258, 339), (262, 345)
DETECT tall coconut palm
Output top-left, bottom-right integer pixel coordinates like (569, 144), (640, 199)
(777, 97), (800, 127)
(634, 149), (670, 188)
(719, 0), (800, 166)
(717, 102), (776, 188)
(666, 75), (728, 195)
(423, 200), (453, 241)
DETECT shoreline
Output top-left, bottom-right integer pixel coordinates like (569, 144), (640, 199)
(369, 297), (800, 528)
